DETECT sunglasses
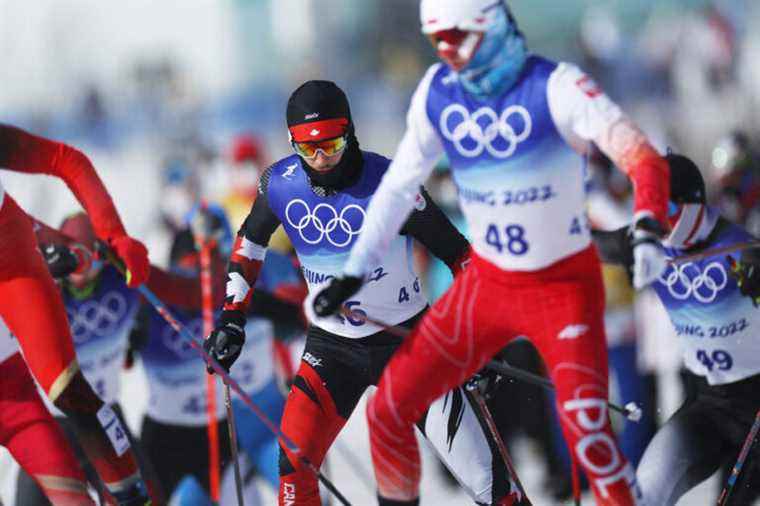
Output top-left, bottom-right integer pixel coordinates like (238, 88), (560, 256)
(292, 135), (348, 160)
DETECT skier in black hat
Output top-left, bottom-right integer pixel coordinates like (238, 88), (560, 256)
(203, 80), (529, 505)
(593, 153), (760, 505)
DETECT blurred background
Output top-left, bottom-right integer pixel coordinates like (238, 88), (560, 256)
(2, 0), (760, 504)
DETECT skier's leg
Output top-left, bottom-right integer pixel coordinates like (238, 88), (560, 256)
(532, 253), (639, 505)
(366, 263), (517, 504)
(636, 397), (722, 505)
(416, 385), (521, 505)
(0, 354), (93, 506)
(0, 196), (145, 503)
(234, 379), (285, 488)
(278, 332), (367, 506)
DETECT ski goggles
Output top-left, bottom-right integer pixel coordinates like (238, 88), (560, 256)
(292, 135), (348, 160)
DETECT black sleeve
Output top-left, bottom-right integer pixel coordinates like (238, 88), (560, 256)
(247, 291), (303, 328)
(591, 226), (633, 266)
(240, 166), (281, 245)
(400, 186), (470, 266)
(127, 304), (152, 355)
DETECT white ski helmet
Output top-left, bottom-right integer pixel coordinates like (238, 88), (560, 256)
(420, 0), (505, 35)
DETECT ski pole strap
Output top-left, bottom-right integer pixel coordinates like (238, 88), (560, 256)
(99, 243), (354, 506)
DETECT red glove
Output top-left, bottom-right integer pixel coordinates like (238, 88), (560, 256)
(109, 235), (149, 287)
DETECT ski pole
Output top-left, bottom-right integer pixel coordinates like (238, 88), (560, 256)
(196, 211), (222, 505)
(485, 360), (642, 422)
(195, 207), (245, 506)
(669, 240), (760, 265)
(224, 385), (245, 506)
(337, 307), (642, 422)
(101, 245), (354, 506)
(717, 408), (760, 506)
(464, 380), (531, 504)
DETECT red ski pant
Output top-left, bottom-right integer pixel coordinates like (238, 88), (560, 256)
(0, 353), (94, 505)
(367, 247), (640, 505)
(0, 195), (140, 493)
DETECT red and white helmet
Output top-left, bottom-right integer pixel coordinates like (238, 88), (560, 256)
(420, 0), (511, 72)
(420, 0), (503, 35)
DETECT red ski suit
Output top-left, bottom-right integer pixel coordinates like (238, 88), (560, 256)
(0, 124), (148, 499)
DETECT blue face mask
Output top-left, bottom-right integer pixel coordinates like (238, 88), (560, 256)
(459, 6), (528, 100)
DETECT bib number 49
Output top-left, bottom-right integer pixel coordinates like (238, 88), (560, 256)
(696, 349), (733, 372)
(486, 223), (529, 256)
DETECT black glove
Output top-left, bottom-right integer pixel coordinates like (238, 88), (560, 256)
(312, 275), (364, 317)
(190, 207), (226, 246)
(42, 244), (84, 278)
(204, 310), (246, 374)
(728, 250), (760, 306)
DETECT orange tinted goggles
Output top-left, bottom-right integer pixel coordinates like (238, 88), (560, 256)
(292, 135), (348, 160)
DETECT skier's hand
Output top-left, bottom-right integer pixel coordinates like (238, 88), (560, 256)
(466, 368), (503, 400)
(204, 310), (246, 374)
(630, 217), (667, 289)
(190, 206), (226, 247)
(728, 251), (760, 306)
(42, 243), (91, 279)
(108, 235), (150, 288)
(311, 275), (364, 318)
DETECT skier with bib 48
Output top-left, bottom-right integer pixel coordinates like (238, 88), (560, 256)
(311, 1), (671, 504)
(205, 80), (529, 505)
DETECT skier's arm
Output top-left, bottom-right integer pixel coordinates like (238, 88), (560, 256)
(145, 264), (224, 310)
(546, 65), (669, 227)
(0, 124), (128, 241)
(343, 66), (446, 278)
(400, 187), (470, 275)
(0, 124), (149, 286)
(223, 166), (281, 314)
(591, 226), (632, 266)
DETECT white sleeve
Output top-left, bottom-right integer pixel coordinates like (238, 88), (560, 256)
(547, 62), (651, 168)
(343, 65), (445, 277)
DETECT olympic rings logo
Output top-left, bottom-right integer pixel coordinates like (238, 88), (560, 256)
(659, 261), (728, 303)
(285, 199), (366, 248)
(439, 104), (532, 159)
(67, 292), (129, 344)
(162, 318), (203, 359)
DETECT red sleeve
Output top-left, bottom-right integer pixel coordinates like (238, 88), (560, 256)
(0, 124), (127, 241)
(223, 235), (264, 313)
(624, 149), (670, 227)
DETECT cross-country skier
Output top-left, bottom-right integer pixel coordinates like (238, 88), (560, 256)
(13, 209), (221, 505)
(0, 321), (95, 505)
(0, 124), (152, 505)
(310, 2), (672, 504)
(593, 153), (760, 505)
(204, 80), (528, 505)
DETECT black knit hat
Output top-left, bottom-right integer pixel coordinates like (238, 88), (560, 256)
(286, 80), (352, 143)
(666, 153), (706, 204)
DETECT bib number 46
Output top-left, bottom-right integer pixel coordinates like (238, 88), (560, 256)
(485, 223), (529, 256)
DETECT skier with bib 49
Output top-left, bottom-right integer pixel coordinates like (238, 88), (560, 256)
(312, 1), (671, 504)
(205, 80), (528, 505)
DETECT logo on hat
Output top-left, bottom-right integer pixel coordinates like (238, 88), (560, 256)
(305, 113), (319, 120)
(310, 129), (320, 137)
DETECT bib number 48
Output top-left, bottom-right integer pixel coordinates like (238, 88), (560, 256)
(485, 223), (529, 256)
